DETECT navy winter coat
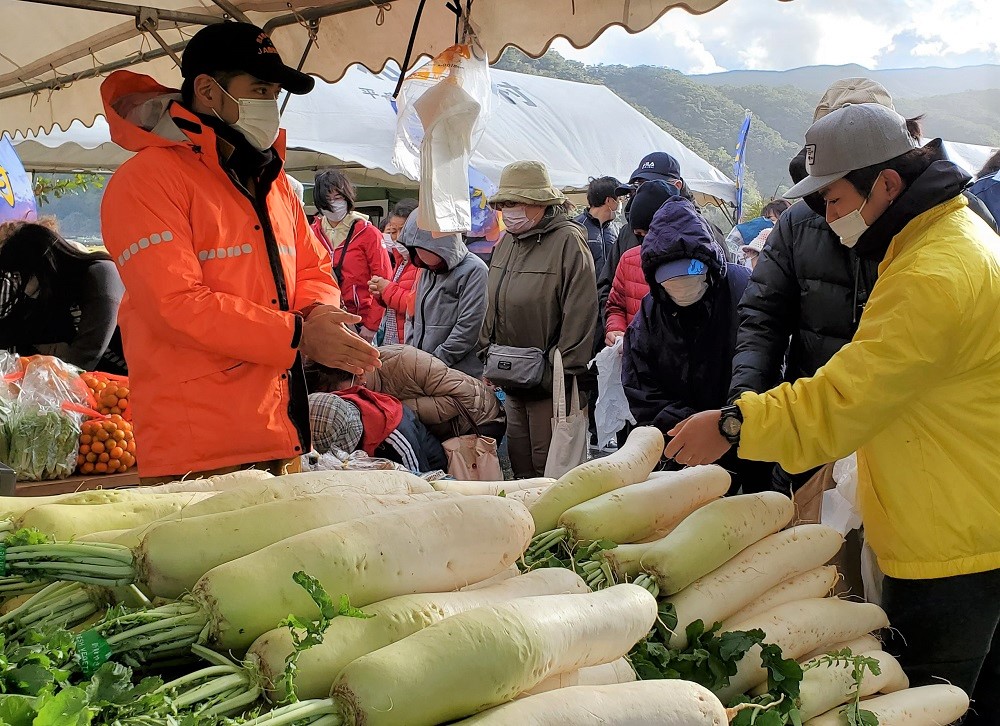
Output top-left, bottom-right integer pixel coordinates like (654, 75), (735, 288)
(622, 198), (749, 434)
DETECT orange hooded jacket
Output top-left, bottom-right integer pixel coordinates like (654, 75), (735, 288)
(100, 70), (339, 478)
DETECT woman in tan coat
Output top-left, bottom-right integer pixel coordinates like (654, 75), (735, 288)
(479, 161), (599, 477)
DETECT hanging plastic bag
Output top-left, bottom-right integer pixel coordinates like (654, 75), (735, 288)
(5, 356), (89, 481)
(589, 338), (635, 449)
(393, 38), (492, 234)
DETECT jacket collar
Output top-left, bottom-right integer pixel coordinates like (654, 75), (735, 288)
(854, 140), (971, 261)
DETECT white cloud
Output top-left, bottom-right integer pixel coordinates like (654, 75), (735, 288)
(552, 0), (1000, 71)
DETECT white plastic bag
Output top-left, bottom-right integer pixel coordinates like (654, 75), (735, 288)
(392, 41), (491, 234)
(589, 338), (635, 449)
(821, 453), (862, 535)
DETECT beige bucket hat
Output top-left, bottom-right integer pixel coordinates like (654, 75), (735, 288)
(488, 160), (567, 207)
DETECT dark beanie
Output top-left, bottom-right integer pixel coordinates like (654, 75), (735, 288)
(628, 180), (680, 232)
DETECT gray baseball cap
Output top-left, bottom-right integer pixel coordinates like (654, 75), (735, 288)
(785, 103), (920, 199)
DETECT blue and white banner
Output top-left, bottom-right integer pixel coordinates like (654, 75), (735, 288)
(733, 110), (752, 223)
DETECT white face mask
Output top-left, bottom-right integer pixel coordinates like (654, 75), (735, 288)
(213, 81), (280, 152)
(828, 174), (884, 248)
(382, 232), (394, 248)
(501, 207), (536, 235)
(322, 200), (349, 224)
(662, 273), (709, 307)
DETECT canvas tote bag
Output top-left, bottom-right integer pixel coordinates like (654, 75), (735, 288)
(544, 349), (589, 479)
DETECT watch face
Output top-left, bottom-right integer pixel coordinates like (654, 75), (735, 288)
(722, 416), (742, 436)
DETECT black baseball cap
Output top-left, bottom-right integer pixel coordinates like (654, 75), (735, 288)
(615, 152), (682, 195)
(181, 22), (315, 95)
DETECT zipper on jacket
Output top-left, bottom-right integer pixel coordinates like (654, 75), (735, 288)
(490, 241), (515, 343)
(415, 274), (438, 350)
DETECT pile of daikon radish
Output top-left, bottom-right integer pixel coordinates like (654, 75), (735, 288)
(0, 424), (972, 725)
(0, 464), (722, 724)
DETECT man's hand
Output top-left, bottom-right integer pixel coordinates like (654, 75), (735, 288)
(605, 330), (625, 347)
(300, 307), (380, 375)
(368, 276), (390, 297)
(663, 409), (732, 466)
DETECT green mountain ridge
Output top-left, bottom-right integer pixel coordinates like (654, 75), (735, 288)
(494, 51), (1000, 203)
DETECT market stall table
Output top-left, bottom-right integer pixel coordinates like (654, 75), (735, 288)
(13, 471), (141, 497)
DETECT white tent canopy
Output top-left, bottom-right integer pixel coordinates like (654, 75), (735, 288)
(10, 66), (738, 204)
(0, 0), (739, 137)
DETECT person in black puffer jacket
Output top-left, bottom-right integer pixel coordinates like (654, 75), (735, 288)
(728, 80), (996, 493)
(623, 196), (772, 494)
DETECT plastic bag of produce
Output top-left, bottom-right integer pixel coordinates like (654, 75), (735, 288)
(5, 356), (88, 481)
(0, 351), (21, 464)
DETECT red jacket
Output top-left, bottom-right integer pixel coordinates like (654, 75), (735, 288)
(606, 246), (649, 335)
(100, 71), (339, 477)
(311, 217), (392, 331)
(381, 252), (420, 339)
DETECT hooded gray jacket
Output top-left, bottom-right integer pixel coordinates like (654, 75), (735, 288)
(403, 216), (489, 377)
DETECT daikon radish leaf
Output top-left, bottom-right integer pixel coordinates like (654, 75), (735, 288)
(278, 570), (373, 703)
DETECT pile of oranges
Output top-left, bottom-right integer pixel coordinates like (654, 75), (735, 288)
(80, 373), (130, 418)
(77, 416), (136, 475)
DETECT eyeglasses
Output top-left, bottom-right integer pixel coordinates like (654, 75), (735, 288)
(492, 201), (523, 210)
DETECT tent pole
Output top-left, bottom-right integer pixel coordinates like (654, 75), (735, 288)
(16, 0), (221, 26)
(263, 0), (401, 33)
(0, 41), (186, 101)
(205, 0), (251, 24)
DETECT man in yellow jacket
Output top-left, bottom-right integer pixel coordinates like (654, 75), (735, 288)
(665, 103), (1000, 722)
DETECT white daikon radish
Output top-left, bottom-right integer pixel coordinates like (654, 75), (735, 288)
(800, 634), (883, 663)
(796, 650), (908, 721)
(668, 525), (843, 648)
(639, 491), (794, 596)
(197, 496), (534, 650)
(138, 491), (453, 598)
(460, 565), (519, 591)
(77, 529), (132, 544)
(529, 427), (664, 532)
(805, 684), (970, 725)
(505, 487), (549, 508)
(146, 469), (274, 493)
(521, 658), (635, 696)
(430, 478), (555, 495)
(716, 598), (890, 701)
(139, 471), (443, 525)
(330, 585), (657, 726)
(721, 566), (839, 631)
(454, 681), (729, 725)
(250, 567), (589, 701)
(15, 492), (215, 539)
(557, 466), (730, 544)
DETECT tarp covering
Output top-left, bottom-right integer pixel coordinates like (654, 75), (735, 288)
(9, 66), (738, 203)
(0, 0), (742, 137)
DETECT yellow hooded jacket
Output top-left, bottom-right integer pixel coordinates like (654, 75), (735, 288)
(737, 195), (1000, 580)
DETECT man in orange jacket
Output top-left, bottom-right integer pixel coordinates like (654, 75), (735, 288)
(100, 22), (379, 480)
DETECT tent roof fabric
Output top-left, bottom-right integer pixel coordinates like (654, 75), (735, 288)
(0, 0), (738, 137)
(10, 66), (738, 204)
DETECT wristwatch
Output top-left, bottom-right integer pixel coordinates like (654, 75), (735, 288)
(719, 405), (743, 445)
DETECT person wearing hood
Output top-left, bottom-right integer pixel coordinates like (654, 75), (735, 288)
(604, 180), (680, 346)
(665, 103), (1000, 721)
(403, 210), (488, 378)
(597, 152), (728, 332)
(621, 196), (763, 494)
(311, 170), (392, 341)
(99, 22), (379, 481)
(370, 198), (419, 346)
(480, 161), (598, 478)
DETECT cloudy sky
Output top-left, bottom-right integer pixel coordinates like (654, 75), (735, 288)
(552, 0), (1000, 74)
